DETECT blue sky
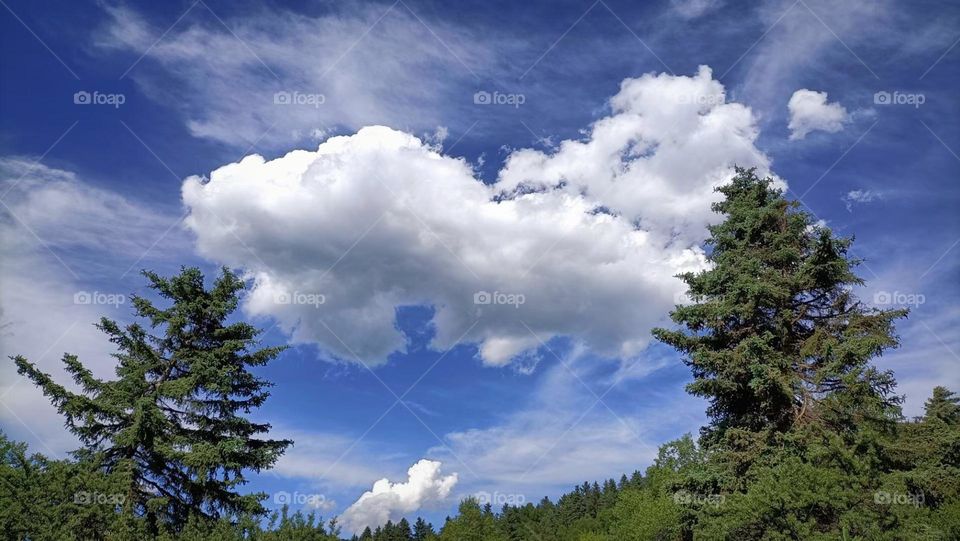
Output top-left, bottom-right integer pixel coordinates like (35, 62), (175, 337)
(1, 0), (958, 534)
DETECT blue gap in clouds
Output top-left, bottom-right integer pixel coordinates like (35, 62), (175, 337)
(251, 304), (552, 461)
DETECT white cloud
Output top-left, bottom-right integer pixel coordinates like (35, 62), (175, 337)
(842, 189), (884, 211)
(669, 0), (723, 19)
(340, 459), (457, 533)
(97, 4), (495, 148)
(787, 89), (849, 140)
(0, 159), (183, 265)
(182, 66), (778, 367)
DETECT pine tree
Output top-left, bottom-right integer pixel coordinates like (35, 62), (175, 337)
(651, 169), (929, 538)
(438, 498), (504, 541)
(11, 267), (291, 531)
(653, 168), (906, 446)
(396, 517), (413, 540)
(412, 516), (434, 540)
(924, 386), (960, 424)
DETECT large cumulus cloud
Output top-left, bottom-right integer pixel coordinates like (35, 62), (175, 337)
(182, 66), (776, 367)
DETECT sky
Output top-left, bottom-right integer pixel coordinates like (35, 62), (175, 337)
(0, 0), (958, 534)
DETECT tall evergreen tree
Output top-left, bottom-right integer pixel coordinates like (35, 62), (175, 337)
(653, 168), (906, 446)
(412, 517), (435, 540)
(396, 517), (413, 540)
(924, 386), (960, 425)
(12, 267), (291, 531)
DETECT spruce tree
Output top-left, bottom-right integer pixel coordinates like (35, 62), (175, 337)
(412, 517), (434, 540)
(653, 168), (906, 445)
(924, 386), (960, 425)
(396, 517), (413, 540)
(12, 267), (291, 531)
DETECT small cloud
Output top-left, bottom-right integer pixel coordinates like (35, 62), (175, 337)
(842, 189), (884, 212)
(669, 0), (723, 19)
(341, 459), (458, 534)
(310, 128), (332, 141)
(788, 89), (849, 140)
(424, 126), (449, 150)
(805, 218), (829, 233)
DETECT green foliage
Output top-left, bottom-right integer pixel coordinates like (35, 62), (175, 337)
(9, 267), (290, 534)
(608, 489), (679, 541)
(412, 517), (436, 540)
(648, 169), (956, 539)
(0, 432), (137, 540)
(438, 499), (504, 541)
(653, 167), (906, 448)
(925, 386), (960, 425)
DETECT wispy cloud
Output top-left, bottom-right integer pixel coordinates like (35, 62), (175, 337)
(97, 4), (498, 148)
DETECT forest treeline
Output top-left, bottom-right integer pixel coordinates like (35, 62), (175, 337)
(2, 169), (957, 540)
